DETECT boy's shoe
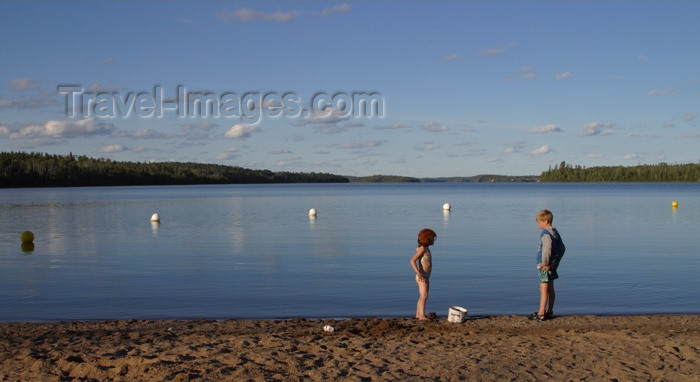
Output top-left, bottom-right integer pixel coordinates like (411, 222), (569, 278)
(528, 312), (546, 321)
(545, 311), (554, 319)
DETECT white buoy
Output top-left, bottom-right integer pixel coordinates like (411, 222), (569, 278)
(443, 203), (451, 211)
(308, 208), (317, 217)
(150, 213), (160, 222)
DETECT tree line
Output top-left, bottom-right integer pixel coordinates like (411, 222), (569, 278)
(540, 161), (700, 182)
(0, 152), (348, 188)
(5, 152), (697, 187)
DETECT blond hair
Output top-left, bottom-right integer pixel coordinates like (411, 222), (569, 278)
(536, 209), (553, 223)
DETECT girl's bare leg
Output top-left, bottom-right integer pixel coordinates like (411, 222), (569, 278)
(416, 279), (429, 319)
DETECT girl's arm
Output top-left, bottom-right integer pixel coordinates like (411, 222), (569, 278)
(410, 246), (426, 276)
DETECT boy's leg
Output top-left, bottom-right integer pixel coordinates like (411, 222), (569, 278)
(547, 281), (555, 315)
(538, 282), (548, 317)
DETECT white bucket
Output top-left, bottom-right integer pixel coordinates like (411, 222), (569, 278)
(447, 306), (468, 323)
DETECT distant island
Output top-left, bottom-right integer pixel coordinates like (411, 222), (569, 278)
(1, 152), (698, 188)
(346, 175), (539, 183)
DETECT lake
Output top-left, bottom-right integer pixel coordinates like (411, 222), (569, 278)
(0, 182), (698, 321)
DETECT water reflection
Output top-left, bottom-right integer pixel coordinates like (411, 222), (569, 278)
(151, 221), (160, 235)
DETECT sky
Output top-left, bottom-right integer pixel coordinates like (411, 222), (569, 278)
(1, 1), (699, 178)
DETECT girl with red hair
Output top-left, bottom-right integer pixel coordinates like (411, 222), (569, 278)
(410, 228), (437, 320)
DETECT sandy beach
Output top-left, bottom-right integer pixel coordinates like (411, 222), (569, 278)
(1, 314), (698, 381)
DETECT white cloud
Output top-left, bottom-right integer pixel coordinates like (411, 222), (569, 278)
(294, 109), (350, 127)
(0, 93), (58, 109)
(624, 153), (641, 161)
(218, 8), (301, 22)
(421, 122), (448, 132)
(480, 48), (505, 57)
(530, 145), (551, 155)
(219, 3), (350, 23)
(225, 123), (259, 139)
(133, 129), (171, 139)
(216, 147), (240, 161)
(316, 126), (346, 135)
(588, 151), (604, 159)
(310, 109), (350, 124)
(344, 122), (365, 129)
(181, 122), (217, 132)
(310, 160), (337, 168)
(375, 123), (408, 131)
(98, 144), (126, 153)
(684, 113), (697, 122)
(180, 122), (217, 140)
(528, 124), (562, 134)
(504, 142), (525, 154)
(286, 134), (305, 142)
(113, 128), (172, 140)
(580, 121), (614, 136)
(443, 54), (460, 61)
(268, 149), (292, 155)
(7, 118), (115, 139)
(131, 146), (148, 153)
(463, 148), (487, 157)
(646, 86), (676, 96)
(414, 142), (440, 151)
(87, 82), (124, 92)
(275, 157), (304, 168)
(321, 3), (351, 16)
(555, 72), (572, 81)
(10, 78), (36, 91)
(339, 140), (385, 150)
(519, 66), (537, 80)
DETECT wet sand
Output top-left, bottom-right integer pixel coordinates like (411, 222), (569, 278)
(1, 314), (698, 381)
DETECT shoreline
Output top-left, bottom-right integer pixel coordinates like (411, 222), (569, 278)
(1, 314), (698, 380)
(2, 311), (698, 324)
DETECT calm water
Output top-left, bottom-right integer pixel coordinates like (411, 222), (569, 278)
(0, 183), (698, 322)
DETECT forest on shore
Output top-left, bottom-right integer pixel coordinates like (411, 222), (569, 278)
(0, 152), (347, 187)
(1, 153), (698, 188)
(539, 161), (700, 182)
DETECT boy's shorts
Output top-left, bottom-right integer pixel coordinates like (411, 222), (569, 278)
(538, 268), (559, 283)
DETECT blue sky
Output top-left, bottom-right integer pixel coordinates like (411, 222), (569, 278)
(1, 1), (699, 177)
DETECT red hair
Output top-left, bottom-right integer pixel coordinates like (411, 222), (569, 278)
(417, 228), (436, 247)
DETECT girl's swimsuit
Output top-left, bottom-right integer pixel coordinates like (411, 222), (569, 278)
(415, 248), (431, 282)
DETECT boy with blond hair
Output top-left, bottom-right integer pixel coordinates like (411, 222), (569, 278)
(530, 209), (565, 321)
